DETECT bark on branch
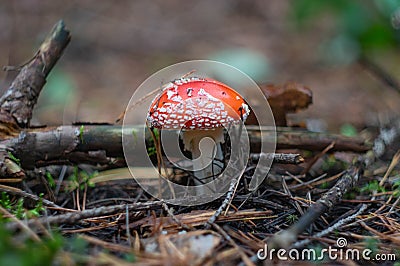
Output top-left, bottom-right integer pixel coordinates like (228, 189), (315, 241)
(0, 20), (70, 130)
(0, 125), (370, 171)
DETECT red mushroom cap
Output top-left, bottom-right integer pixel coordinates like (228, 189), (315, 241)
(147, 77), (250, 130)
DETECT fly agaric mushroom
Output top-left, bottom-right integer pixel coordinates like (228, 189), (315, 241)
(147, 77), (250, 190)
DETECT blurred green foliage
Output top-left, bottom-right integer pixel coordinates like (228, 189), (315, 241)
(307, 244), (329, 262)
(321, 154), (348, 172)
(0, 218), (135, 265)
(291, 0), (400, 64)
(209, 48), (272, 82)
(42, 68), (76, 106)
(393, 177), (400, 196)
(147, 128), (159, 157)
(64, 236), (89, 256)
(363, 237), (380, 256)
(0, 224), (63, 266)
(35, 67), (77, 123)
(360, 180), (386, 193)
(340, 123), (358, 136)
(66, 166), (96, 192)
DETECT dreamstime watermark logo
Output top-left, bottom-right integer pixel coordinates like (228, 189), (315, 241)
(257, 237), (397, 262)
(122, 60), (276, 206)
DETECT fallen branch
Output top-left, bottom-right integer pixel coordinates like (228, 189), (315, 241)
(0, 20), (70, 130)
(0, 125), (369, 171)
(1, 125), (123, 169)
(250, 126), (369, 152)
(0, 20), (71, 178)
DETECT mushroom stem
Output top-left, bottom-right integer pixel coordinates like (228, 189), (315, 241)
(182, 128), (224, 194)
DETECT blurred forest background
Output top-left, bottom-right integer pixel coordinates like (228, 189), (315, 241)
(1, 0), (400, 131)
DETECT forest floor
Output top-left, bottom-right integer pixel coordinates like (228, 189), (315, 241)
(0, 5), (400, 266)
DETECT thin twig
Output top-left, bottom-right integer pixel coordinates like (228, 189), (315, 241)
(0, 184), (61, 208)
(126, 204), (132, 247)
(5, 201), (163, 230)
(291, 204), (368, 248)
(301, 142), (334, 175)
(379, 149), (400, 186)
(250, 153), (304, 164)
(205, 175), (240, 229)
(282, 178), (304, 215)
(162, 201), (193, 230)
(0, 206), (41, 242)
(115, 70), (196, 123)
(79, 234), (132, 253)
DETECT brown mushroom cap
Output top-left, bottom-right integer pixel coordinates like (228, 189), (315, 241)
(245, 81), (312, 126)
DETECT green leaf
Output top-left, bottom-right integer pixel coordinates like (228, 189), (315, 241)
(7, 152), (20, 166)
(13, 198), (25, 219)
(79, 125), (85, 143)
(46, 172), (56, 188)
(0, 192), (11, 210)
